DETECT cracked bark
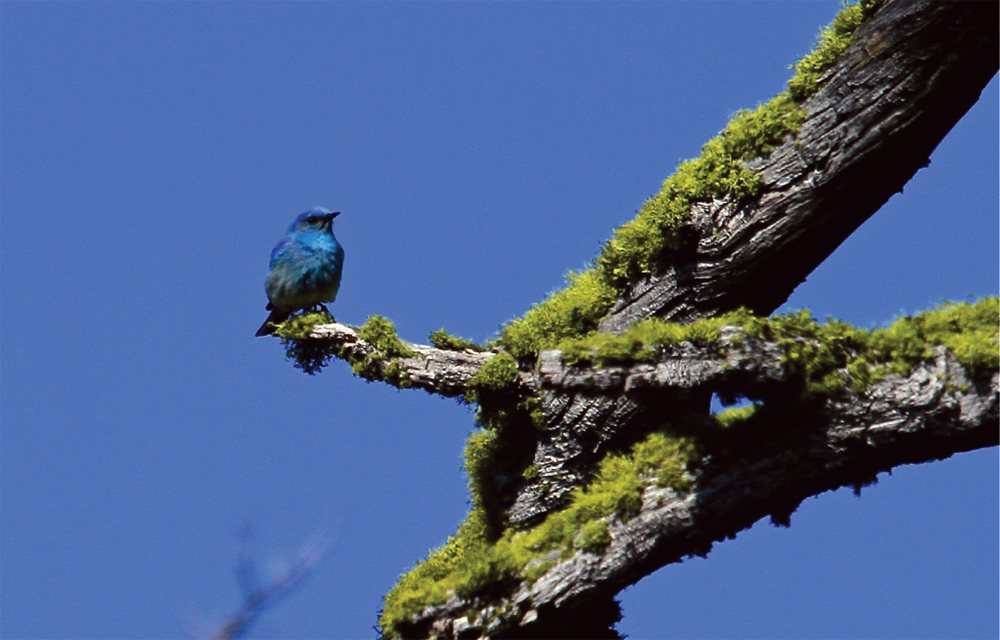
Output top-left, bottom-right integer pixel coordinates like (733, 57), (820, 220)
(599, 0), (998, 331)
(304, 0), (997, 637)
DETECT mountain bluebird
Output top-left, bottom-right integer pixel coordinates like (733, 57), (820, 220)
(255, 207), (345, 337)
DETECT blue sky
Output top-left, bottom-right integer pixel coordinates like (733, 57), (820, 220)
(1, 3), (996, 639)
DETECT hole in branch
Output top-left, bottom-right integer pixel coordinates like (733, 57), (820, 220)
(710, 392), (754, 414)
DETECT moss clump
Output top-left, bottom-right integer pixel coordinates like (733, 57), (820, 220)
(497, 270), (619, 360)
(342, 315), (422, 388)
(867, 298), (999, 380)
(378, 508), (493, 637)
(462, 353), (539, 536)
(787, 0), (882, 101)
(382, 299), (997, 636)
(559, 308), (753, 367)
(357, 315), (417, 358)
(578, 520), (612, 554)
(741, 309), (877, 397)
(273, 310), (334, 340)
(452, 542), (521, 599)
(273, 313), (420, 379)
(464, 353), (519, 405)
(741, 297), (998, 397)
(713, 403), (761, 429)
(595, 92), (805, 290)
(429, 328), (485, 352)
(463, 429), (504, 516)
(382, 361), (414, 389)
(274, 311), (336, 375)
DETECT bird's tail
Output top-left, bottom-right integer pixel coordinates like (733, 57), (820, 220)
(255, 307), (291, 337)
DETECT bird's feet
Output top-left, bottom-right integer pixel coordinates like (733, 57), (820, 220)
(310, 304), (335, 323)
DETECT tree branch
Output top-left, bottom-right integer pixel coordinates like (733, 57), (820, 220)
(311, 1), (999, 636)
(309, 322), (496, 396)
(402, 348), (998, 639)
(599, 0), (998, 332)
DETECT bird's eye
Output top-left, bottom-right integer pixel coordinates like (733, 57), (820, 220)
(306, 216), (319, 224)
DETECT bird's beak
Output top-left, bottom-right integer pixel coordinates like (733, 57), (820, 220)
(328, 211), (341, 220)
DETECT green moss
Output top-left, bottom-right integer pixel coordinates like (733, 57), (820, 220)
(272, 310), (334, 339)
(522, 559), (557, 585)
(275, 311), (336, 375)
(357, 315), (417, 358)
(381, 298), (997, 635)
(378, 6), (931, 634)
(378, 508), (492, 637)
(378, 428), (700, 637)
(787, 0), (882, 101)
(595, 93), (805, 291)
(713, 403), (761, 429)
(382, 300), (996, 637)
(349, 356), (383, 382)
(868, 298), (999, 380)
(429, 328), (486, 352)
(735, 297), (999, 398)
(497, 270), (618, 360)
(452, 542), (521, 599)
(578, 520), (612, 554)
(559, 309), (753, 367)
(383, 361), (414, 389)
(463, 429), (504, 516)
(464, 353), (519, 404)
(333, 315), (425, 388)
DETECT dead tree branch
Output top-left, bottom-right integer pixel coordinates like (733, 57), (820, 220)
(599, 0), (998, 331)
(291, 1), (999, 636)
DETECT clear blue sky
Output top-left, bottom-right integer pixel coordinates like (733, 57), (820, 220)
(1, 3), (996, 639)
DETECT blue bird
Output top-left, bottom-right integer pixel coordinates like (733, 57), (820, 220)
(255, 207), (345, 337)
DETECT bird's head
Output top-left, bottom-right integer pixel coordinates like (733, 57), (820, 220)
(290, 207), (340, 234)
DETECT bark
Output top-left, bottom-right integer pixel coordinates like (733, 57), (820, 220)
(311, 323), (495, 395)
(600, 0), (998, 332)
(303, 0), (999, 636)
(423, 349), (998, 640)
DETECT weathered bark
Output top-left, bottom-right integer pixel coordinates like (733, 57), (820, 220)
(311, 323), (495, 396)
(413, 349), (997, 639)
(303, 0), (998, 636)
(599, 0), (999, 332)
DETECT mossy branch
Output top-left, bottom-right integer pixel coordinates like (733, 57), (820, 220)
(261, 0), (998, 637)
(288, 317), (498, 397)
(381, 333), (998, 638)
(371, 0), (999, 627)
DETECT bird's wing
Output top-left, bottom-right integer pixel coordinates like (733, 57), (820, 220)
(269, 237), (294, 269)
